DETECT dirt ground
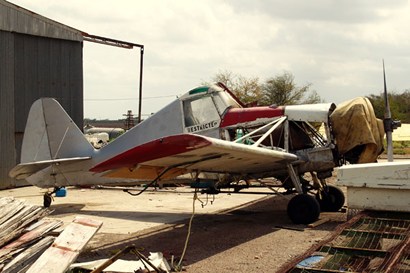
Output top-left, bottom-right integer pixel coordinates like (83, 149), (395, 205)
(0, 179), (347, 273)
(79, 191), (346, 273)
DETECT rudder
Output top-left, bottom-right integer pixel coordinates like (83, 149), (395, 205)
(20, 98), (93, 164)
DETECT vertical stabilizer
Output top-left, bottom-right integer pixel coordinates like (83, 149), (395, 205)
(21, 98), (93, 163)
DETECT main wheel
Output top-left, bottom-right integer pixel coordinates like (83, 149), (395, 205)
(316, 185), (345, 212)
(287, 194), (320, 224)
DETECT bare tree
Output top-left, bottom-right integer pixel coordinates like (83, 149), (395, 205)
(207, 70), (263, 104)
(205, 70), (321, 106)
(304, 90), (323, 104)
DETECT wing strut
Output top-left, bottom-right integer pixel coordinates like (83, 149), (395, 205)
(123, 155), (221, 196)
(287, 164), (303, 194)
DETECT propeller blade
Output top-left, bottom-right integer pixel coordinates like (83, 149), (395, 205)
(383, 60), (394, 162)
(383, 60), (391, 120)
(383, 60), (402, 161)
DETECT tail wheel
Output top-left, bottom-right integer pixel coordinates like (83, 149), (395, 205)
(287, 194), (320, 224)
(43, 193), (52, 208)
(316, 185), (345, 212)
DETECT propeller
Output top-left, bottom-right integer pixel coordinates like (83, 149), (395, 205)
(382, 60), (401, 162)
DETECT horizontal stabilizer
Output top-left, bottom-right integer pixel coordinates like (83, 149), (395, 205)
(9, 157), (91, 180)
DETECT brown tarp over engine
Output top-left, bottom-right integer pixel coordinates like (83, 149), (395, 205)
(330, 97), (385, 163)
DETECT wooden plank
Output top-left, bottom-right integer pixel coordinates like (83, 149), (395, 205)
(2, 236), (55, 273)
(308, 218), (330, 228)
(0, 198), (24, 226)
(26, 216), (103, 273)
(0, 206), (50, 247)
(0, 197), (59, 269)
(0, 219), (62, 259)
(0, 197), (51, 248)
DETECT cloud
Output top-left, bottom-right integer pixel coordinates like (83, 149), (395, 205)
(228, 0), (406, 23)
(7, 0), (410, 118)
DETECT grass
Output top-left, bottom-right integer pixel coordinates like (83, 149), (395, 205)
(383, 140), (410, 155)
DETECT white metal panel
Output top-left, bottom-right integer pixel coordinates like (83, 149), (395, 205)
(284, 103), (335, 122)
(337, 161), (410, 212)
(337, 161), (410, 189)
(344, 187), (410, 212)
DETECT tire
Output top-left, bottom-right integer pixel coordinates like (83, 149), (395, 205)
(287, 194), (320, 224)
(316, 185), (345, 212)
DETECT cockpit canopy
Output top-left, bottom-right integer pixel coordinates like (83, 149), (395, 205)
(181, 85), (242, 133)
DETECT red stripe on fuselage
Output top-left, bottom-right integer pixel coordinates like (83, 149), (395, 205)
(220, 106), (285, 127)
(90, 134), (212, 172)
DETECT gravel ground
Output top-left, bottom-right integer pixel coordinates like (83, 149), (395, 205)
(80, 192), (346, 273)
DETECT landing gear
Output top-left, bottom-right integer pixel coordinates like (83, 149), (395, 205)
(43, 193), (53, 208)
(316, 185), (345, 212)
(287, 194), (320, 224)
(43, 187), (61, 208)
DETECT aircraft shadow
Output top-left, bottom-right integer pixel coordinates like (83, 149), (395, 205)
(74, 195), (340, 266)
(50, 203), (195, 223)
(49, 203), (86, 215)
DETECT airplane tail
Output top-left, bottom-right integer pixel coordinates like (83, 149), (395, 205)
(10, 98), (94, 180)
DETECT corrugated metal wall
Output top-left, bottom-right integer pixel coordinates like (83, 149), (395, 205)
(0, 31), (16, 189)
(1, 1), (84, 189)
(0, 32), (83, 189)
(13, 33), (83, 132)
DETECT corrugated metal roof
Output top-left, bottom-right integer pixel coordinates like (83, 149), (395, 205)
(0, 0), (83, 41)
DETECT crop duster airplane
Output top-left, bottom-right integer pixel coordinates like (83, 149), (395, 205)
(9, 83), (386, 224)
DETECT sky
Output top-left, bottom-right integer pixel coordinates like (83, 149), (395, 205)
(9, 0), (410, 119)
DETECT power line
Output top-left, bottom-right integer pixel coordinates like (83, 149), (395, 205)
(84, 94), (177, 101)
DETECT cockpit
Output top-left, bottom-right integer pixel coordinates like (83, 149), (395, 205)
(181, 85), (242, 136)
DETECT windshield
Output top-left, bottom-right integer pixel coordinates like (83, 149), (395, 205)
(183, 96), (220, 127)
(182, 88), (242, 128)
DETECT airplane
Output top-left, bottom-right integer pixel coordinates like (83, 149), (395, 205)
(9, 82), (385, 224)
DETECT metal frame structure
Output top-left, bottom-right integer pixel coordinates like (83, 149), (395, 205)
(282, 211), (410, 273)
(82, 33), (145, 123)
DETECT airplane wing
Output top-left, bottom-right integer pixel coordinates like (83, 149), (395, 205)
(90, 134), (298, 179)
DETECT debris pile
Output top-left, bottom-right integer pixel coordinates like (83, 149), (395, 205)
(0, 197), (103, 273)
(282, 211), (410, 272)
(70, 249), (171, 273)
(0, 197), (62, 272)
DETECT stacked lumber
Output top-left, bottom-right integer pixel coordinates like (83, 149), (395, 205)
(27, 216), (102, 273)
(0, 197), (62, 272)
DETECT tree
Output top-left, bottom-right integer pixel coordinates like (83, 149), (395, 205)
(260, 72), (321, 106)
(206, 70), (263, 105)
(205, 70), (322, 106)
(303, 90), (322, 104)
(367, 90), (410, 123)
